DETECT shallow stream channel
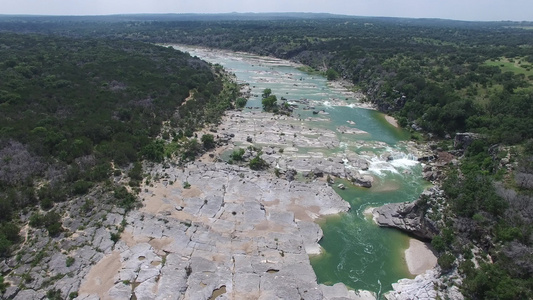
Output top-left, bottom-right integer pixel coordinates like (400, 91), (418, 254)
(173, 45), (430, 297)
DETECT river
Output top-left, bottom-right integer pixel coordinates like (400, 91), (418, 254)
(173, 45), (429, 297)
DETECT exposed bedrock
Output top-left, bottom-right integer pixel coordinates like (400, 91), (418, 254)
(372, 188), (442, 240)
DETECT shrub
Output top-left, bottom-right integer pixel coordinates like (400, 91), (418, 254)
(235, 97), (247, 108)
(72, 180), (93, 195)
(201, 134), (215, 149)
(437, 252), (456, 271)
(249, 153), (268, 170)
(66, 256), (75, 267)
(230, 148), (245, 161)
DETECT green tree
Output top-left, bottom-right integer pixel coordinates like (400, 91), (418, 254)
(262, 95), (278, 112)
(262, 88), (272, 98)
(201, 134), (215, 149)
(235, 97), (247, 108)
(249, 153), (268, 170)
(326, 68), (339, 80)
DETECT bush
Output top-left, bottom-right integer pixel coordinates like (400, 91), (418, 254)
(128, 162), (143, 181)
(114, 186), (138, 211)
(110, 232), (120, 243)
(230, 148), (245, 161)
(431, 235), (446, 253)
(0, 236), (12, 257)
(72, 180), (93, 195)
(0, 276), (8, 293)
(235, 97), (247, 108)
(262, 95), (278, 111)
(437, 252), (456, 271)
(66, 256), (75, 267)
(326, 68), (339, 80)
(249, 153), (268, 170)
(201, 134), (215, 149)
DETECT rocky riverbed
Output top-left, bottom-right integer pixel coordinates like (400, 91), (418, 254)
(3, 108), (390, 300)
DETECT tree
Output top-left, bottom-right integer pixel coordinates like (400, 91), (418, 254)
(235, 97), (247, 108)
(249, 153), (268, 170)
(201, 134), (215, 149)
(262, 95), (278, 112)
(326, 68), (339, 81)
(181, 138), (201, 161)
(262, 88), (272, 98)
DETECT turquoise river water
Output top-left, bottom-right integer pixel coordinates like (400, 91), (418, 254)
(174, 46), (428, 297)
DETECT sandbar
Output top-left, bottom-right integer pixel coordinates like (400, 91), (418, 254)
(385, 115), (399, 128)
(405, 238), (437, 275)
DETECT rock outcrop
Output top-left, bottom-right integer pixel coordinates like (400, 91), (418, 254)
(372, 189), (441, 240)
(385, 268), (464, 300)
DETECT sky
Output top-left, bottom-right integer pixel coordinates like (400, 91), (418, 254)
(0, 0), (532, 22)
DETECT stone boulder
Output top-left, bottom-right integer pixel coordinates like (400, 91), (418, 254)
(372, 192), (440, 240)
(350, 174), (374, 188)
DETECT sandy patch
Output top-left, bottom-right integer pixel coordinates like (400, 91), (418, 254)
(249, 220), (286, 234)
(181, 185), (203, 198)
(78, 251), (122, 299)
(405, 238), (437, 275)
(385, 115), (399, 128)
(120, 230), (151, 247)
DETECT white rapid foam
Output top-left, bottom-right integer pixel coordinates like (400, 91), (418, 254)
(362, 151), (419, 176)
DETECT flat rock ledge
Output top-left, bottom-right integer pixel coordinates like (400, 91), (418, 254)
(75, 162), (371, 300)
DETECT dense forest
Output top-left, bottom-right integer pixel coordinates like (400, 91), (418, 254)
(1, 14), (533, 299)
(0, 32), (237, 266)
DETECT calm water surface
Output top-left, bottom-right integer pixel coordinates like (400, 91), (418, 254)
(174, 45), (427, 297)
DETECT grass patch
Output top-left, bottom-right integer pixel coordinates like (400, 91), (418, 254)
(485, 57), (533, 78)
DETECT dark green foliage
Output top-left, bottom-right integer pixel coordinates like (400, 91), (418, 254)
(72, 180), (93, 195)
(1, 223), (20, 244)
(0, 276), (8, 293)
(181, 138), (201, 161)
(262, 88), (272, 98)
(262, 95), (278, 112)
(462, 263), (532, 300)
(113, 186), (138, 211)
(326, 68), (339, 81)
(249, 153), (268, 170)
(29, 211), (62, 236)
(431, 235), (446, 253)
(110, 231), (121, 243)
(235, 97), (247, 108)
(0, 236), (12, 257)
(46, 288), (62, 300)
(0, 197), (13, 222)
(65, 256), (75, 267)
(437, 252), (456, 271)
(230, 148), (245, 161)
(444, 169), (507, 218)
(128, 162), (143, 181)
(141, 140), (165, 162)
(201, 134), (215, 149)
